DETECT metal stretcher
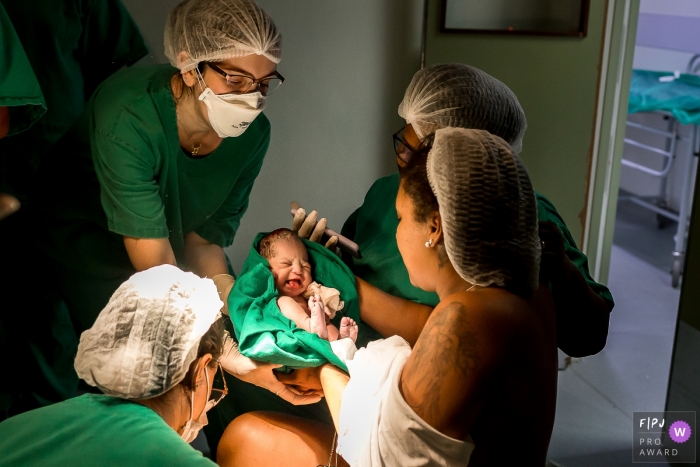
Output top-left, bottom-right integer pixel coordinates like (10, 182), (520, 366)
(621, 57), (700, 287)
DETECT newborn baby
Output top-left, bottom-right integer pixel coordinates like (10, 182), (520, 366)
(259, 228), (358, 343)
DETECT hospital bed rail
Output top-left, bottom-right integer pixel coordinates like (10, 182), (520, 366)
(620, 56), (700, 287)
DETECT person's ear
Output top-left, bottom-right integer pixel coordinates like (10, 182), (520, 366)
(427, 210), (443, 246)
(194, 353), (213, 388)
(181, 70), (196, 88)
(178, 51), (197, 88)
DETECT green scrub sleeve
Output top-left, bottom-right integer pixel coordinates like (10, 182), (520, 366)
(0, 3), (46, 136)
(195, 134), (269, 248)
(93, 127), (169, 239)
(79, 0), (149, 99)
(536, 193), (615, 308)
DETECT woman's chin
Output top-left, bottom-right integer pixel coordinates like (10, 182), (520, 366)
(407, 275), (423, 290)
(408, 275), (435, 293)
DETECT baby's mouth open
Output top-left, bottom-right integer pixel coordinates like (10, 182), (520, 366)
(286, 279), (302, 290)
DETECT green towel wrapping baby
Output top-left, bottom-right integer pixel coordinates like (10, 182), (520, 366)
(229, 229), (360, 372)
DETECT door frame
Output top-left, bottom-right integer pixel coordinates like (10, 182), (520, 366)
(583, 0), (640, 284)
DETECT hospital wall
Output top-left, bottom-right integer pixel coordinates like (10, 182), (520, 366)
(618, 0), (700, 211)
(121, 0), (424, 272)
(423, 0), (608, 247)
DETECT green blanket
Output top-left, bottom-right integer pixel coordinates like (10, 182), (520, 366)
(628, 69), (700, 125)
(229, 233), (360, 372)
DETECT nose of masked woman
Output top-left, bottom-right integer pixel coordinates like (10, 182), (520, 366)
(195, 68), (267, 138)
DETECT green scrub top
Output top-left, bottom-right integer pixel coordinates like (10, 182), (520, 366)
(38, 64), (271, 331)
(341, 173), (615, 308)
(0, 394), (216, 467)
(0, 0), (147, 200)
(0, 3), (45, 137)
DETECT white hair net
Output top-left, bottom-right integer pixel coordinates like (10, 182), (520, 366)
(398, 63), (527, 154)
(164, 0), (281, 72)
(75, 265), (223, 399)
(427, 128), (540, 296)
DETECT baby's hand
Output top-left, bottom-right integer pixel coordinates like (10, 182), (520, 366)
(308, 294), (325, 314)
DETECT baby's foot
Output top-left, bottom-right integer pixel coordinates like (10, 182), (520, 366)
(308, 294), (328, 340)
(339, 317), (358, 343)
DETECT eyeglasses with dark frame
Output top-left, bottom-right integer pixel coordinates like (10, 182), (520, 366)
(393, 127), (433, 165)
(203, 62), (285, 96)
(208, 361), (228, 407)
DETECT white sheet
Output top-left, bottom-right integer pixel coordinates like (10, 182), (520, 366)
(337, 336), (475, 466)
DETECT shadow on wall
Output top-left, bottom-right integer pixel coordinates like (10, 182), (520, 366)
(121, 0), (181, 65)
(378, 0), (424, 176)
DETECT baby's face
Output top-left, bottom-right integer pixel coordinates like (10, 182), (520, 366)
(267, 239), (312, 297)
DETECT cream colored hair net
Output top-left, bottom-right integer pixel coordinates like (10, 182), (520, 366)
(427, 128), (540, 296)
(398, 63), (527, 153)
(75, 265), (223, 399)
(164, 0), (281, 72)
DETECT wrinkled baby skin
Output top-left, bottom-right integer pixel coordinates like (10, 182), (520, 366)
(267, 239), (313, 297)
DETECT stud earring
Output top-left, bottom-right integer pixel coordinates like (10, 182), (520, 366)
(424, 239), (433, 248)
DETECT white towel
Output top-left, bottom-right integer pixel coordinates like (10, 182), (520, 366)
(330, 338), (357, 364)
(338, 336), (475, 466)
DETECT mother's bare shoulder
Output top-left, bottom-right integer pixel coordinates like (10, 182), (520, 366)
(429, 288), (535, 339)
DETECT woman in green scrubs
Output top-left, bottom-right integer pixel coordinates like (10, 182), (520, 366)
(29, 1), (329, 452)
(0, 266), (225, 467)
(37, 0), (282, 332)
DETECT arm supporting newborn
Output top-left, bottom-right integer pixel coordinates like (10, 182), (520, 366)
(356, 277), (433, 346)
(183, 231), (229, 278)
(320, 364), (350, 432)
(276, 363), (348, 425)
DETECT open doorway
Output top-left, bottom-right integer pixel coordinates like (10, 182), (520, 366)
(548, 1), (699, 465)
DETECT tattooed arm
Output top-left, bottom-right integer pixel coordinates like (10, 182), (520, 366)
(399, 297), (510, 441)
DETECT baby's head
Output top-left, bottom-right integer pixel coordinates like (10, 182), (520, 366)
(259, 229), (312, 297)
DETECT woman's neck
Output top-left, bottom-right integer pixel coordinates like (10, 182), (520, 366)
(171, 77), (221, 155)
(434, 258), (472, 300)
(134, 387), (190, 434)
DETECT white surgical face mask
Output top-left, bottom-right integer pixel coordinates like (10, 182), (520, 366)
(180, 365), (215, 443)
(196, 71), (266, 138)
